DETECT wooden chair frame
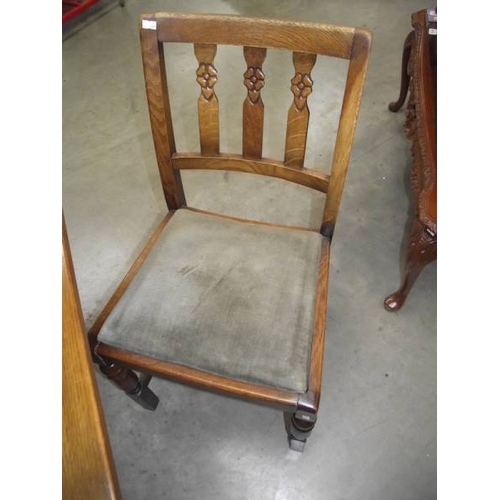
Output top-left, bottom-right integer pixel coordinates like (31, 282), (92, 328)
(87, 12), (371, 450)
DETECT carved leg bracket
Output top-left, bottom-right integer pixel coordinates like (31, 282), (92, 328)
(100, 362), (159, 411)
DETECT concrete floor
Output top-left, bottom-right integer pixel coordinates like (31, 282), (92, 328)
(63, 1), (436, 498)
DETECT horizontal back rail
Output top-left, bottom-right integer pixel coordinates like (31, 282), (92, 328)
(172, 153), (329, 193)
(147, 12), (355, 59)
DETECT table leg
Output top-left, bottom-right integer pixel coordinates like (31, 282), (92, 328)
(384, 218), (436, 311)
(388, 30), (415, 112)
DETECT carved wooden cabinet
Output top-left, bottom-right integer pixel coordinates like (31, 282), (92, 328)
(384, 9), (437, 312)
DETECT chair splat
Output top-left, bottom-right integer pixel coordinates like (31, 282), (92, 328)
(194, 43), (220, 154)
(284, 52), (317, 169)
(242, 47), (267, 159)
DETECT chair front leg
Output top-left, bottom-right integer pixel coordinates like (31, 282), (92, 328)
(100, 361), (159, 411)
(285, 409), (317, 452)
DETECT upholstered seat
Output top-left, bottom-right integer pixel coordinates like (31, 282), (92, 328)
(99, 209), (323, 392)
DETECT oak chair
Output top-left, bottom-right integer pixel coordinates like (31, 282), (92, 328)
(87, 12), (371, 451)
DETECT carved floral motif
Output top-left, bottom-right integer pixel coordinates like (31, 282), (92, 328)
(243, 67), (265, 103)
(196, 63), (218, 101)
(290, 72), (313, 110)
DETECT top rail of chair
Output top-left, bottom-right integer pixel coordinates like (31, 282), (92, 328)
(140, 12), (371, 59)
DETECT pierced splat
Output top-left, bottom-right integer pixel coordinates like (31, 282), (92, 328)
(284, 52), (317, 168)
(194, 43), (220, 154)
(243, 47), (267, 158)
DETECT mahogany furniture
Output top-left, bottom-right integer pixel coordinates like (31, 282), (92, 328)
(384, 9), (437, 312)
(63, 215), (121, 499)
(87, 12), (371, 451)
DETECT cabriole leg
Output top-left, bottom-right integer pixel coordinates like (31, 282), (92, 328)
(388, 30), (415, 112)
(384, 219), (437, 312)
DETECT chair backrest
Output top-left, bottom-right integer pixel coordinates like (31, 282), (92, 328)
(139, 12), (371, 238)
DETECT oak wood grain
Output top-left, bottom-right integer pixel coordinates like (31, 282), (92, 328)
(95, 343), (299, 411)
(194, 43), (220, 154)
(284, 52), (317, 169)
(243, 47), (267, 158)
(304, 237), (331, 410)
(140, 27), (186, 209)
(63, 215), (121, 500)
(172, 152), (329, 192)
(321, 29), (372, 237)
(146, 12), (355, 59)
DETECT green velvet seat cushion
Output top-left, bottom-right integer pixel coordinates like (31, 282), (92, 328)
(98, 208), (323, 393)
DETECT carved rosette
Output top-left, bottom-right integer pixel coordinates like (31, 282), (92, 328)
(196, 63), (218, 102)
(243, 67), (265, 103)
(290, 72), (313, 110)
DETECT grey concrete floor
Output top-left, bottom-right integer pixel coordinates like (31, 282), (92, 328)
(63, 1), (436, 499)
